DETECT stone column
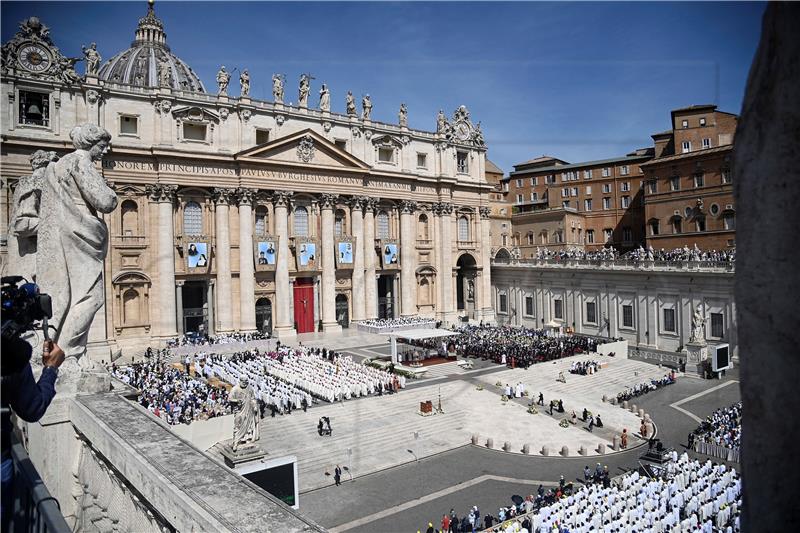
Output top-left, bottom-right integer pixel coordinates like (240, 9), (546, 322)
(319, 193), (341, 332)
(273, 191), (296, 338)
(213, 188), (235, 332)
(146, 184), (178, 339)
(479, 206), (495, 323)
(206, 280), (215, 336)
(363, 198), (378, 320)
(399, 200), (417, 316)
(237, 188), (257, 332)
(176, 281), (184, 335)
(350, 196), (366, 322)
(438, 203), (456, 324)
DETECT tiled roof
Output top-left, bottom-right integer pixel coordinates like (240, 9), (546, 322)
(485, 159), (504, 174)
(506, 153), (652, 178)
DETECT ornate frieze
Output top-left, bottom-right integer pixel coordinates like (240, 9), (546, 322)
(479, 206), (491, 219)
(432, 202), (453, 216)
(1, 16), (81, 85)
(435, 105), (485, 148)
(145, 183), (176, 203)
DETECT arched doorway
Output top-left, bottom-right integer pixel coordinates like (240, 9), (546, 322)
(336, 294), (349, 328)
(456, 253), (478, 318)
(255, 297), (272, 334)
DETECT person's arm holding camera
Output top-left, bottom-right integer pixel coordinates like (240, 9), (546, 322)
(5, 339), (64, 423)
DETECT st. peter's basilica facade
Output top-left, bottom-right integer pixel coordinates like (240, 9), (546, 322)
(1, 3), (494, 355)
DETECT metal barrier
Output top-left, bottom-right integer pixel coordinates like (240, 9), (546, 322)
(4, 433), (70, 533)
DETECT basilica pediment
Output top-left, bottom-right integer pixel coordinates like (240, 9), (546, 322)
(235, 129), (369, 171)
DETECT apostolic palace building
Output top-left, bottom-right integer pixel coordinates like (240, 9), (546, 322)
(0, 3), (495, 354)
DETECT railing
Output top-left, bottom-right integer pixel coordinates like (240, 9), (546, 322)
(628, 346), (685, 368)
(457, 240), (477, 250)
(112, 234), (147, 246)
(5, 433), (71, 532)
(416, 239), (433, 248)
(491, 257), (734, 273)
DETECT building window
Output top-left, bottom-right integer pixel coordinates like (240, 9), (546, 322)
(553, 299), (563, 320)
(183, 123), (207, 141)
(622, 304), (634, 328)
(378, 147), (395, 163)
(255, 206), (268, 235)
(525, 296), (534, 317)
(603, 197), (611, 210)
(293, 206), (309, 236)
(516, 194), (523, 204)
(672, 217), (682, 234)
(562, 201), (570, 209)
(723, 212), (735, 230)
(516, 179), (523, 188)
(561, 188), (569, 198)
(681, 119), (689, 128)
(622, 227), (632, 242)
(602, 183), (611, 193)
(499, 293), (508, 313)
(183, 201), (202, 235)
(456, 151), (469, 173)
(604, 228), (613, 242)
(502, 234), (508, 246)
(458, 216), (470, 241)
(621, 182), (631, 192)
(670, 176), (680, 191)
(376, 210), (390, 239)
(585, 186), (592, 195)
(121, 200), (139, 235)
(694, 173), (705, 188)
(722, 169), (732, 184)
(602, 167), (611, 177)
(335, 139), (347, 150)
(546, 175), (556, 184)
(526, 233), (534, 245)
(119, 115), (138, 136)
(530, 192), (538, 201)
(647, 180), (657, 194)
(621, 196), (630, 208)
(334, 209), (346, 237)
(696, 216), (706, 232)
(531, 177), (538, 186)
(570, 187), (578, 197)
(584, 199), (592, 211)
(702, 138), (711, 149)
(586, 301), (597, 324)
(586, 229), (594, 244)
(256, 129), (270, 145)
(621, 165), (630, 176)
(700, 117), (706, 126)
(710, 204), (720, 216)
(682, 141), (691, 153)
(663, 308), (676, 333)
(583, 170), (592, 180)
(650, 219), (660, 236)
(416, 153), (428, 169)
(417, 213), (429, 240)
(711, 312), (724, 338)
(18, 90), (49, 126)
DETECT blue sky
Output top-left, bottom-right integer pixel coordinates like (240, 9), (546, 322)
(2, 1), (765, 172)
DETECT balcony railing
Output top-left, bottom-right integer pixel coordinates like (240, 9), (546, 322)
(416, 239), (433, 248)
(492, 257), (734, 272)
(112, 234), (147, 246)
(5, 432), (71, 532)
(457, 240), (477, 250)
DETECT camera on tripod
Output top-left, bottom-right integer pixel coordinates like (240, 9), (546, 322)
(1, 276), (52, 342)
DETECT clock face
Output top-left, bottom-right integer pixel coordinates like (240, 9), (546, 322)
(18, 44), (52, 73)
(454, 122), (470, 142)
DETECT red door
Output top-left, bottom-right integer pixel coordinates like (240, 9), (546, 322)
(293, 277), (315, 333)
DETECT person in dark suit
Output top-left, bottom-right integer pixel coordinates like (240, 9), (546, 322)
(334, 465), (342, 486)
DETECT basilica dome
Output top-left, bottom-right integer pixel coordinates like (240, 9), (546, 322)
(98, 1), (205, 93)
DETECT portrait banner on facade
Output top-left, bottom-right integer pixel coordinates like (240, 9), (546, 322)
(336, 237), (356, 269)
(186, 241), (210, 271)
(294, 237), (319, 271)
(380, 239), (400, 269)
(254, 235), (278, 272)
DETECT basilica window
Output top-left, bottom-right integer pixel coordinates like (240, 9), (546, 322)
(183, 201), (202, 235)
(662, 308), (676, 333)
(498, 292), (508, 314)
(585, 301), (597, 324)
(417, 153), (428, 169)
(183, 122), (207, 142)
(553, 299), (563, 320)
(256, 129), (270, 145)
(376, 210), (390, 239)
(524, 296), (535, 317)
(121, 200), (139, 236)
(335, 209), (347, 237)
(457, 216), (470, 241)
(622, 304), (634, 328)
(378, 147), (395, 164)
(119, 115), (139, 136)
(19, 90), (49, 127)
(255, 206), (268, 235)
(293, 206), (309, 236)
(711, 312), (724, 338)
(456, 151), (469, 173)
(417, 214), (429, 240)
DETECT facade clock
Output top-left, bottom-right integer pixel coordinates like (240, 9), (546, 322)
(17, 43), (52, 73)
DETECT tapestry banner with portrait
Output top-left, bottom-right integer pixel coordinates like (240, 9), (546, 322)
(185, 236), (210, 272)
(294, 237), (319, 271)
(379, 239), (400, 269)
(335, 236), (356, 269)
(253, 235), (279, 272)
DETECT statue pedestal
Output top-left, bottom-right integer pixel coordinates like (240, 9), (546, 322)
(683, 341), (709, 377)
(220, 442), (266, 468)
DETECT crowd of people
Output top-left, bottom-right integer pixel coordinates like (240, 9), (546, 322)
(427, 453), (741, 533)
(166, 331), (270, 348)
(451, 325), (600, 369)
(530, 245), (735, 265)
(356, 316), (437, 332)
(689, 402), (742, 454)
(614, 373), (676, 403)
(110, 356), (232, 425)
(568, 360), (601, 375)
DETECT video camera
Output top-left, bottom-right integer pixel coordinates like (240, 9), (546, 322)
(1, 276), (52, 342)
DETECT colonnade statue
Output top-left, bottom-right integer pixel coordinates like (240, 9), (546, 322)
(36, 123), (118, 381)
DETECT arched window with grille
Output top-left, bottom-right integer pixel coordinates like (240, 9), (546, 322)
(376, 210), (390, 239)
(457, 215), (470, 241)
(335, 209), (346, 237)
(255, 206), (268, 235)
(121, 199), (138, 236)
(183, 201), (202, 235)
(294, 206), (309, 236)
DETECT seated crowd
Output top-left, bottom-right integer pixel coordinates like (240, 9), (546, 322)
(532, 245), (735, 264)
(688, 402), (741, 453)
(615, 373), (676, 403)
(452, 325), (599, 369)
(428, 453), (741, 533)
(166, 331), (270, 348)
(110, 356), (231, 425)
(357, 316), (437, 329)
(569, 360), (600, 375)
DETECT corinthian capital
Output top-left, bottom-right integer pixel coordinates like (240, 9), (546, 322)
(236, 188), (257, 206)
(479, 206), (491, 219)
(349, 195), (367, 211)
(400, 200), (418, 214)
(364, 197), (380, 213)
(145, 183), (177, 203)
(213, 187), (236, 205)
(318, 193), (339, 210)
(272, 190), (294, 207)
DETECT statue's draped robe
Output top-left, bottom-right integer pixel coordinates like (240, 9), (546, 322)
(37, 151), (117, 360)
(3, 170), (42, 280)
(230, 385), (259, 447)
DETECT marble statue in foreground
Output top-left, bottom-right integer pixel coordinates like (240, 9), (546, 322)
(36, 123), (118, 379)
(229, 376), (260, 451)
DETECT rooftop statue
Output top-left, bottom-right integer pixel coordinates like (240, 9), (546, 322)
(81, 42), (101, 76)
(216, 65), (231, 95)
(319, 83), (330, 112)
(399, 103), (408, 127)
(345, 91), (357, 116)
(298, 73), (312, 108)
(272, 73), (284, 103)
(362, 94), (372, 120)
(239, 68), (250, 97)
